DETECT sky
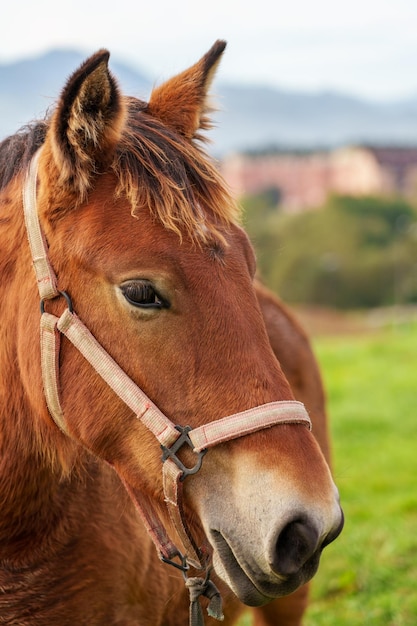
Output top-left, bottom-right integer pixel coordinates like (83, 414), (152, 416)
(2, 0), (417, 102)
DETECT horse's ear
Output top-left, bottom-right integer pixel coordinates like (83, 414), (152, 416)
(49, 49), (125, 197)
(147, 40), (226, 141)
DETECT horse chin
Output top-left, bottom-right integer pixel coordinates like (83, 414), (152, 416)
(211, 530), (320, 607)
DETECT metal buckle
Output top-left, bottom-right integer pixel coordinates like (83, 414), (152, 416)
(161, 425), (207, 480)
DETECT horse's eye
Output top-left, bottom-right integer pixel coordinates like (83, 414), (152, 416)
(120, 280), (168, 309)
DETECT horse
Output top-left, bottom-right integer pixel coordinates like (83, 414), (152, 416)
(0, 41), (343, 626)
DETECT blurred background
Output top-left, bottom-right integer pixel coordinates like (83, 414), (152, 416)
(1, 1), (416, 623)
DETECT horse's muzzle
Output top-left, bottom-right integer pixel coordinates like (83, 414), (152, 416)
(207, 503), (344, 606)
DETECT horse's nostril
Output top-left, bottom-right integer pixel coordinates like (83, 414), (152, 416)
(322, 509), (345, 548)
(272, 518), (319, 577)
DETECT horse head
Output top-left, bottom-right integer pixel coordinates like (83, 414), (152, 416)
(15, 41), (342, 608)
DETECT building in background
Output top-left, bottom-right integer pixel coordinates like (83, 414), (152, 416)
(220, 146), (417, 211)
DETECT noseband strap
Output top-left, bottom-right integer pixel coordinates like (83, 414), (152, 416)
(23, 150), (312, 576)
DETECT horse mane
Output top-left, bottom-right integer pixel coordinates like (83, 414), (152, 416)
(0, 120), (48, 191)
(0, 96), (240, 245)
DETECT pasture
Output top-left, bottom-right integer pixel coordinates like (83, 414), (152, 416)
(241, 314), (417, 625)
(306, 316), (417, 625)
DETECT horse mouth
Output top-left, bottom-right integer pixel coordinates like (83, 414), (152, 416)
(209, 529), (320, 606)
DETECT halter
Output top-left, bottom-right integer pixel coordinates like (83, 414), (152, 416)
(23, 150), (312, 622)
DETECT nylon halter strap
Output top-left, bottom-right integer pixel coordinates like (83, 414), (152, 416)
(23, 150), (312, 574)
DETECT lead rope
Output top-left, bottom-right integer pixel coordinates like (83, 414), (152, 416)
(186, 569), (224, 625)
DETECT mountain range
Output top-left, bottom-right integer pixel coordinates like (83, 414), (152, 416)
(1, 49), (417, 157)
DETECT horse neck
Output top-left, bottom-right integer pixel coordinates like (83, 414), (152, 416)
(0, 181), (85, 562)
(0, 375), (82, 566)
(0, 367), (93, 565)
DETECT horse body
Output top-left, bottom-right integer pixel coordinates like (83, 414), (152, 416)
(0, 42), (342, 625)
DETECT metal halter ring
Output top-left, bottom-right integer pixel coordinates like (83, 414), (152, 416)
(40, 290), (73, 314)
(161, 550), (190, 577)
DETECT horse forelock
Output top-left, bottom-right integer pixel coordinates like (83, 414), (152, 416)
(112, 97), (241, 246)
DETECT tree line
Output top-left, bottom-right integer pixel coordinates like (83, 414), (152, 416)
(242, 191), (417, 309)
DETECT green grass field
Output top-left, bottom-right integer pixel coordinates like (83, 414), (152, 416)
(304, 321), (417, 625)
(241, 318), (417, 625)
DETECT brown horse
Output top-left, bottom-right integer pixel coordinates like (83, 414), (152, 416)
(0, 41), (342, 625)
